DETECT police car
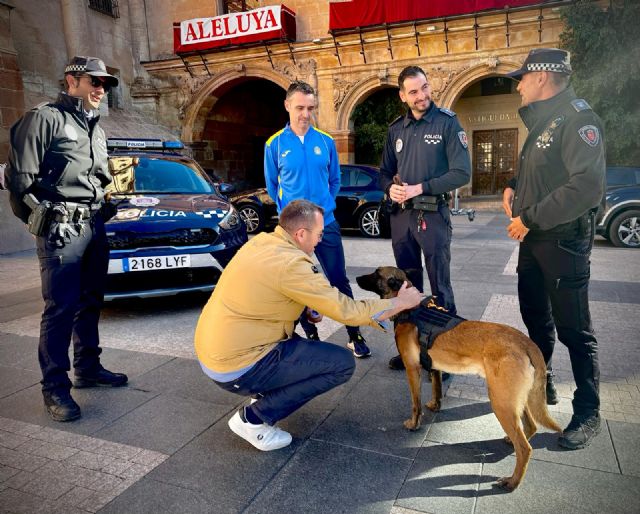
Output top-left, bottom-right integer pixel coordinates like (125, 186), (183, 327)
(104, 138), (247, 300)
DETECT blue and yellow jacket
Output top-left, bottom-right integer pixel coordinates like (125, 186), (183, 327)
(264, 124), (341, 226)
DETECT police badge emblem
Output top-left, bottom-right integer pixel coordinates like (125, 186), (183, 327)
(578, 125), (600, 147)
(536, 116), (564, 149)
(457, 131), (468, 149)
(314, 146), (322, 155)
(395, 138), (403, 153)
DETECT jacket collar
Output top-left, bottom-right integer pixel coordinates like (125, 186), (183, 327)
(283, 122), (314, 139)
(274, 225), (300, 249)
(518, 86), (576, 129)
(402, 102), (437, 128)
(56, 92), (101, 123)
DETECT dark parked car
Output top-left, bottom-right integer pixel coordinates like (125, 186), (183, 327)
(104, 138), (248, 300)
(596, 166), (640, 248)
(231, 164), (390, 237)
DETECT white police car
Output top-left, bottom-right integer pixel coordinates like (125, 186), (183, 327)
(104, 138), (247, 300)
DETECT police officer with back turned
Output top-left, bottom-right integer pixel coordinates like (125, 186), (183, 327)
(380, 65), (471, 370)
(503, 48), (605, 449)
(5, 56), (127, 422)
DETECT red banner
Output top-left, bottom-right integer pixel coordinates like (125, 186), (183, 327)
(174, 4), (296, 54)
(329, 0), (554, 31)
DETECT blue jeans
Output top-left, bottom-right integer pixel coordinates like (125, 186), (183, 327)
(214, 335), (355, 425)
(298, 220), (360, 338)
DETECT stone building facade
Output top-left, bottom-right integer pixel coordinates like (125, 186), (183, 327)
(2, 0), (579, 198)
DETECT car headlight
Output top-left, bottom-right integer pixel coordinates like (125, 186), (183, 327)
(219, 204), (242, 230)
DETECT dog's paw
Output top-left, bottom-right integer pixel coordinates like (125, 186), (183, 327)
(426, 400), (441, 412)
(403, 418), (421, 431)
(496, 476), (519, 491)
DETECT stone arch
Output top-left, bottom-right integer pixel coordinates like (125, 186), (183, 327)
(335, 72), (399, 132)
(181, 65), (290, 143)
(438, 58), (523, 109)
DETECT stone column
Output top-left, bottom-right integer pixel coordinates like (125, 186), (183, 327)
(0, 0), (24, 159)
(60, 0), (91, 59)
(332, 130), (355, 164)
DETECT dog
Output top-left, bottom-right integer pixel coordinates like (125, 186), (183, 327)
(356, 266), (562, 491)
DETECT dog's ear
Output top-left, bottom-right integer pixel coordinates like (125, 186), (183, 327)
(387, 277), (404, 292)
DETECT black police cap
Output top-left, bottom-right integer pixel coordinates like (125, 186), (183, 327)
(506, 48), (572, 80)
(64, 56), (119, 87)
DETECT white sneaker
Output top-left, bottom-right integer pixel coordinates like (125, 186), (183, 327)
(228, 411), (292, 451)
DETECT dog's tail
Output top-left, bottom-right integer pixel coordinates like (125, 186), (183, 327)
(526, 343), (563, 433)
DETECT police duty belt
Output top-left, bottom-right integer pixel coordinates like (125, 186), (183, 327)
(395, 297), (465, 370)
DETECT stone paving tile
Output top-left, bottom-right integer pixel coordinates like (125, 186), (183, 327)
(0, 428), (29, 449)
(16, 437), (80, 460)
(18, 473), (75, 500)
(0, 416), (169, 513)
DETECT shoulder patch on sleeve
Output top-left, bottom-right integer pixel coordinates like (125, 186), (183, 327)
(265, 129), (285, 147)
(571, 99), (592, 112)
(439, 107), (456, 117)
(578, 125), (600, 147)
(313, 127), (334, 140)
(388, 115), (403, 127)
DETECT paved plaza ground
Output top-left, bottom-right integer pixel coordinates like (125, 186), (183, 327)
(1, 210), (639, 513)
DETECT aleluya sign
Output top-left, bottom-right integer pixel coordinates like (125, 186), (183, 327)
(173, 4), (296, 54)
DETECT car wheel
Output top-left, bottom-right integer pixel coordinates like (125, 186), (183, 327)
(609, 209), (640, 248)
(238, 205), (264, 234)
(358, 206), (381, 237)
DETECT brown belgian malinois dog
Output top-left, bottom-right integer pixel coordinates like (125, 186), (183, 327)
(356, 266), (562, 491)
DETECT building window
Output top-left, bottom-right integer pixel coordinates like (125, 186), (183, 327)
(224, 1), (260, 13)
(88, 0), (120, 19)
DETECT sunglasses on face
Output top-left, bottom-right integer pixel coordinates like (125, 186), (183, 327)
(80, 75), (112, 92)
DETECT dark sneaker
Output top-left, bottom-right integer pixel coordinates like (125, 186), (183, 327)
(546, 372), (559, 405)
(74, 368), (128, 388)
(43, 390), (81, 422)
(558, 414), (601, 450)
(388, 354), (405, 370)
(347, 333), (371, 358)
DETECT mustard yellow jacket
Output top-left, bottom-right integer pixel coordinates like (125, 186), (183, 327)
(195, 226), (392, 372)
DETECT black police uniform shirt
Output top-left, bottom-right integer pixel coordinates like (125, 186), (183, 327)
(380, 103), (471, 196)
(5, 92), (111, 223)
(509, 86), (605, 239)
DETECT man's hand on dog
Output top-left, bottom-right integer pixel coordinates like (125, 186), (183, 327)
(393, 282), (423, 310)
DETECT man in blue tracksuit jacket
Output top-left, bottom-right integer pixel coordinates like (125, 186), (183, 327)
(264, 81), (371, 358)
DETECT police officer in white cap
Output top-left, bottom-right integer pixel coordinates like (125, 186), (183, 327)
(5, 56), (127, 422)
(503, 48), (605, 449)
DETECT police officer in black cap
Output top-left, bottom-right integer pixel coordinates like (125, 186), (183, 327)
(5, 56), (127, 422)
(380, 65), (471, 370)
(503, 48), (605, 449)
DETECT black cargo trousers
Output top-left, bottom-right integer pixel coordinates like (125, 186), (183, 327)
(390, 203), (456, 314)
(36, 210), (109, 394)
(517, 234), (600, 417)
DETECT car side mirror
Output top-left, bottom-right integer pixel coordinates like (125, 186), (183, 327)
(219, 183), (235, 194)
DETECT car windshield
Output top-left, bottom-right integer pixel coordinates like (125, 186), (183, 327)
(106, 156), (215, 194)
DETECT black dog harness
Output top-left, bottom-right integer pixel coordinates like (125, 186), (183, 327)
(395, 297), (465, 370)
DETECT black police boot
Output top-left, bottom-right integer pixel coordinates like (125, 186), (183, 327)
(558, 413), (601, 450)
(546, 372), (559, 405)
(74, 368), (128, 388)
(388, 354), (404, 370)
(43, 390), (81, 422)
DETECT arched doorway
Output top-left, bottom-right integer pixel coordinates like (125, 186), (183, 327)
(453, 75), (523, 196)
(194, 79), (287, 190)
(350, 87), (403, 165)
